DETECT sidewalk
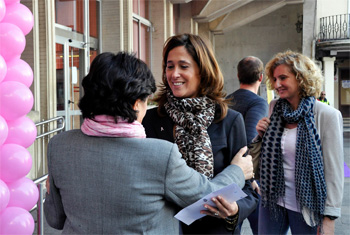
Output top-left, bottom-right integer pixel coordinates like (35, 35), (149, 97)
(34, 133), (350, 234)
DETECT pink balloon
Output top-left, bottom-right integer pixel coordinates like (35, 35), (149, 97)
(0, 144), (32, 183)
(7, 177), (39, 211)
(4, 116), (37, 148)
(4, 0), (20, 5)
(0, 55), (7, 83)
(0, 0), (5, 24)
(0, 23), (25, 61)
(0, 207), (35, 235)
(0, 179), (10, 212)
(0, 81), (33, 121)
(0, 115), (8, 145)
(1, 3), (34, 35)
(2, 58), (33, 87)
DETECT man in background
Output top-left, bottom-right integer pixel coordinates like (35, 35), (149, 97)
(227, 56), (268, 144)
(226, 56), (268, 235)
(318, 91), (330, 105)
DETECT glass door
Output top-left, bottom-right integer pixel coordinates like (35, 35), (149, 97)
(56, 37), (84, 131)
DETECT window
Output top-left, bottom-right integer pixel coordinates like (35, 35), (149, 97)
(133, 0), (152, 66)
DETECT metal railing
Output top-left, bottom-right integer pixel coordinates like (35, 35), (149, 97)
(31, 174), (48, 235)
(318, 14), (350, 41)
(30, 116), (65, 235)
(35, 116), (65, 177)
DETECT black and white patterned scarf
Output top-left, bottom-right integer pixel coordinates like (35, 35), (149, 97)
(260, 97), (326, 227)
(165, 91), (216, 179)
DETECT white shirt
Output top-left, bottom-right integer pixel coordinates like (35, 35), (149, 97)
(277, 127), (299, 212)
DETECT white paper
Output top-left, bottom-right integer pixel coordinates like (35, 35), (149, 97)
(174, 182), (247, 225)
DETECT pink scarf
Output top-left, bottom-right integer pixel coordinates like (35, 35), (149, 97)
(81, 115), (146, 138)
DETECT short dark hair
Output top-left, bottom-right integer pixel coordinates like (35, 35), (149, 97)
(79, 52), (156, 123)
(237, 56), (263, 84)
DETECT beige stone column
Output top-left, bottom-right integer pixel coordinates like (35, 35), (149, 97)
(149, 0), (169, 85)
(101, 0), (123, 52)
(323, 57), (336, 107)
(178, 3), (194, 34)
(302, 0), (316, 58)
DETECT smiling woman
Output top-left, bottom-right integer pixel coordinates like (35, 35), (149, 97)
(271, 64), (301, 110)
(142, 34), (258, 234)
(43, 51), (252, 234)
(256, 50), (344, 235)
(165, 46), (201, 98)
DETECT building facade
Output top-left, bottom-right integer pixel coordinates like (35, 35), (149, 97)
(21, 0), (349, 180)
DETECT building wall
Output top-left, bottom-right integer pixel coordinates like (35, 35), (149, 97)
(148, 0), (171, 85)
(215, 4), (303, 95)
(101, 0), (123, 53)
(315, 0), (349, 41)
(315, 0), (349, 109)
(317, 0), (348, 17)
(19, 0), (55, 180)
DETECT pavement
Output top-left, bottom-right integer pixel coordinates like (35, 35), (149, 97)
(33, 133), (350, 234)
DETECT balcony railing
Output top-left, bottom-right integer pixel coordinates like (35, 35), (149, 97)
(318, 14), (350, 42)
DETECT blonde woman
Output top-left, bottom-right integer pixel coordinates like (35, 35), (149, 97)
(256, 51), (343, 234)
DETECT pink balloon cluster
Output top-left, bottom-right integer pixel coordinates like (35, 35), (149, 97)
(0, 0), (38, 234)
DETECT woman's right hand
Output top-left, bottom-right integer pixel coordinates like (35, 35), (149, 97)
(46, 175), (50, 194)
(230, 146), (254, 180)
(256, 117), (271, 137)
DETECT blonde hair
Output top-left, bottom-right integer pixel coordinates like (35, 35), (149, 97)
(265, 50), (323, 98)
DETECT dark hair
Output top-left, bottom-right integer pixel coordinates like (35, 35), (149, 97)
(237, 56), (264, 84)
(155, 33), (228, 122)
(79, 52), (156, 122)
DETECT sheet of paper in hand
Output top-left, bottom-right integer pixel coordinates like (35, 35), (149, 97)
(174, 182), (247, 225)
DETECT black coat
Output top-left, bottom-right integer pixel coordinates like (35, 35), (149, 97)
(143, 107), (258, 234)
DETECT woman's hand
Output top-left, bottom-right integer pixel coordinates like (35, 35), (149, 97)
(251, 180), (261, 195)
(46, 175), (50, 194)
(200, 196), (239, 219)
(317, 217), (335, 235)
(256, 117), (271, 137)
(231, 146), (254, 180)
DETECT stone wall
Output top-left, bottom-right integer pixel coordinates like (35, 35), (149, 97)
(215, 4), (303, 95)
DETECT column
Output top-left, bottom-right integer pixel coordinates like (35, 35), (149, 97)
(149, 0), (168, 85)
(101, 1), (122, 53)
(322, 57), (336, 107)
(178, 3), (194, 34)
(302, 0), (316, 58)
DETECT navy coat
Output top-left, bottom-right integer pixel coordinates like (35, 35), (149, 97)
(143, 107), (259, 234)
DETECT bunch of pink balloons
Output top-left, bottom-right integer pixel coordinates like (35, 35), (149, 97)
(0, 0), (38, 234)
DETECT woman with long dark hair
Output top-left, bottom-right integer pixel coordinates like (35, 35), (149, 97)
(143, 34), (258, 234)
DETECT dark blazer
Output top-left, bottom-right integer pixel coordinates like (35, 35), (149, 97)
(227, 89), (268, 144)
(143, 107), (258, 234)
(44, 130), (246, 234)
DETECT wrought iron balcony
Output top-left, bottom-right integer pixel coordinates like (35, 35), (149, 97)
(318, 14), (350, 42)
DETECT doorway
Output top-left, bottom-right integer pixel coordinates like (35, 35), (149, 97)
(55, 37), (84, 131)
